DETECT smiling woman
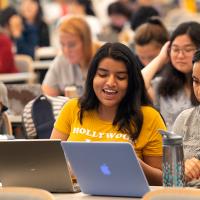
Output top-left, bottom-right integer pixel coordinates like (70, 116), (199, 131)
(50, 42), (166, 186)
(93, 57), (128, 118)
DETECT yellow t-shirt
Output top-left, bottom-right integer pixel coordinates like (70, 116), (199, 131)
(54, 98), (166, 159)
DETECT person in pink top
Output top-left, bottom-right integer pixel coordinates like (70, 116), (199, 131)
(0, 30), (18, 73)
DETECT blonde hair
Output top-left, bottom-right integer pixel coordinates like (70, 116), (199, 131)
(58, 15), (93, 68)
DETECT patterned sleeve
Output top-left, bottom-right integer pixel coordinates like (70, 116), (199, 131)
(172, 108), (193, 137)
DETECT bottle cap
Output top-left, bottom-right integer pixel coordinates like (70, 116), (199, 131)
(159, 130), (182, 145)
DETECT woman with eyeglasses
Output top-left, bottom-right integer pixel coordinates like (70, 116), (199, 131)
(142, 21), (200, 130)
(172, 49), (200, 186)
(42, 15), (102, 97)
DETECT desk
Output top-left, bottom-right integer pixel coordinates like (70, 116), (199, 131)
(35, 47), (58, 60)
(8, 115), (22, 123)
(53, 186), (163, 200)
(0, 72), (35, 83)
(33, 60), (52, 70)
(54, 192), (140, 200)
(33, 60), (52, 83)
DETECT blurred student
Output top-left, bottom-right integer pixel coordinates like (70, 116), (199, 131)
(0, 82), (12, 135)
(133, 17), (169, 71)
(0, 6), (23, 40)
(17, 0), (50, 58)
(0, 28), (18, 73)
(68, 0), (101, 38)
(42, 15), (101, 97)
(0, 7), (20, 73)
(130, 5), (159, 31)
(98, 1), (132, 43)
(51, 42), (166, 186)
(173, 49), (200, 184)
(142, 21), (200, 130)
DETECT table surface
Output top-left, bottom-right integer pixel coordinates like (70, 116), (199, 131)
(0, 72), (35, 83)
(53, 192), (141, 200)
(53, 186), (164, 200)
(33, 60), (52, 70)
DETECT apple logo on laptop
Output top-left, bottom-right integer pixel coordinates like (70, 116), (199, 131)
(100, 163), (111, 176)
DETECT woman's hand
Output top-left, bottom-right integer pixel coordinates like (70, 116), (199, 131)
(157, 41), (170, 66)
(141, 41), (171, 100)
(185, 157), (200, 181)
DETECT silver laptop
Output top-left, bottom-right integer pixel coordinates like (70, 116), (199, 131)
(0, 139), (80, 193)
(61, 141), (150, 197)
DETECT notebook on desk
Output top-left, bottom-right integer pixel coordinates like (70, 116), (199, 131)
(0, 139), (80, 193)
(61, 141), (150, 197)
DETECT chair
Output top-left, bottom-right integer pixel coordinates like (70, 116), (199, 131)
(14, 54), (37, 83)
(142, 188), (200, 200)
(1, 112), (13, 135)
(6, 83), (42, 116)
(22, 95), (68, 138)
(0, 187), (54, 200)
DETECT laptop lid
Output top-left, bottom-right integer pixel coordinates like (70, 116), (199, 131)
(0, 139), (78, 193)
(61, 141), (150, 197)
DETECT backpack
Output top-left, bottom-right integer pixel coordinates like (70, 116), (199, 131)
(22, 94), (68, 138)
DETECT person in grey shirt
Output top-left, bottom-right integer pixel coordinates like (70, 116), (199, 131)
(42, 15), (101, 97)
(43, 54), (85, 96)
(142, 22), (200, 130)
(173, 49), (200, 185)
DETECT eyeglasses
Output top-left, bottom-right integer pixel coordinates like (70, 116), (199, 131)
(170, 46), (196, 56)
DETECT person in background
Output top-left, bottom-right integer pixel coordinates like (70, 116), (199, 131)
(130, 5), (159, 31)
(0, 27), (18, 73)
(120, 0), (138, 13)
(0, 6), (23, 45)
(68, 0), (101, 38)
(0, 82), (12, 135)
(0, 7), (21, 73)
(16, 0), (50, 58)
(51, 42), (166, 186)
(142, 21), (200, 130)
(98, 1), (132, 43)
(55, 0), (69, 16)
(42, 15), (102, 97)
(172, 49), (200, 185)
(133, 17), (169, 71)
